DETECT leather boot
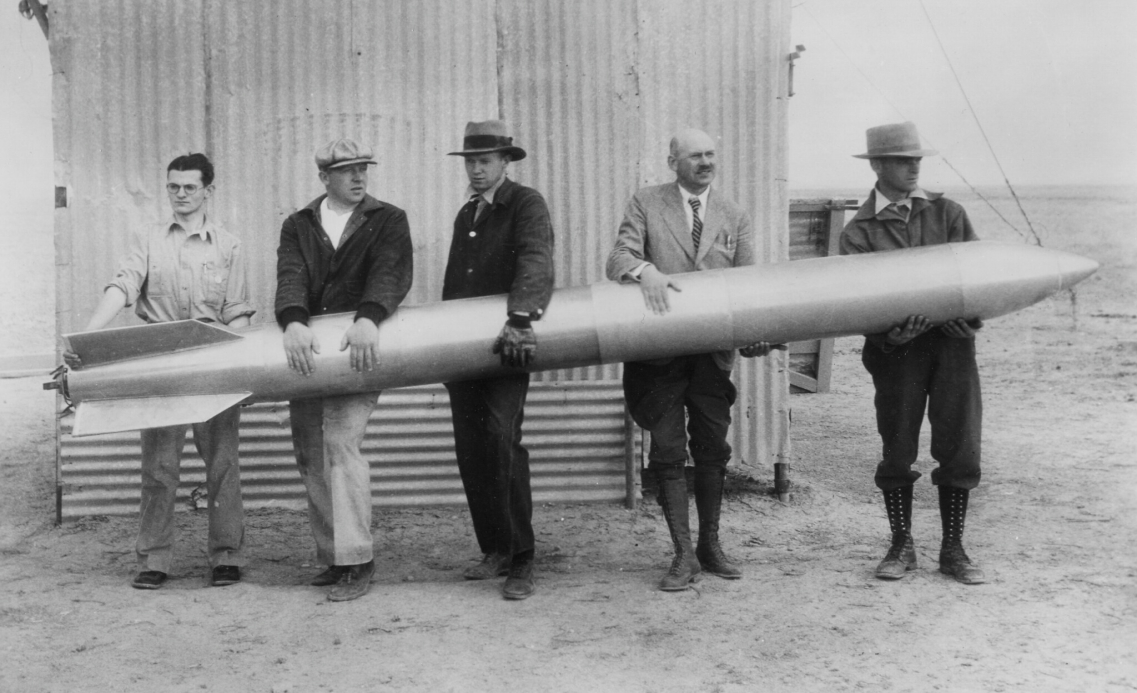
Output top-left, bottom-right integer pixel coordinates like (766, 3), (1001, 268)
(655, 466), (701, 591)
(694, 465), (741, 579)
(876, 484), (917, 579)
(938, 485), (986, 585)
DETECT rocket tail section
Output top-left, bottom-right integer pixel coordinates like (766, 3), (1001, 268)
(70, 392), (251, 437)
(65, 319), (244, 368)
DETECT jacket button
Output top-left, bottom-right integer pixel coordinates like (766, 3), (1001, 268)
(467, 269), (473, 274)
(469, 231), (476, 237)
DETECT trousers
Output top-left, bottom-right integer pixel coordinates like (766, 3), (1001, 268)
(289, 392), (380, 566)
(623, 353), (736, 470)
(861, 330), (982, 491)
(136, 403), (244, 572)
(445, 374), (534, 561)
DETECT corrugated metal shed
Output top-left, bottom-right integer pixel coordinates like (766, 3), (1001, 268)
(48, 0), (792, 518)
(60, 382), (631, 519)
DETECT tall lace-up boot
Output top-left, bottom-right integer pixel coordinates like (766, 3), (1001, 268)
(875, 484), (916, 579)
(694, 465), (741, 579)
(938, 485), (986, 584)
(655, 465), (701, 591)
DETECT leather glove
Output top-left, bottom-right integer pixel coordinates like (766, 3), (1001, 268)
(739, 342), (787, 358)
(492, 317), (537, 368)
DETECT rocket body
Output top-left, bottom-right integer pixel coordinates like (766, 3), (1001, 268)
(59, 242), (1098, 436)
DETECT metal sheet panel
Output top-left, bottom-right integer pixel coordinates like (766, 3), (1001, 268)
(49, 0), (793, 517)
(59, 382), (629, 520)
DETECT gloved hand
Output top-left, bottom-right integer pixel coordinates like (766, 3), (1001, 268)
(493, 317), (537, 368)
(739, 342), (787, 358)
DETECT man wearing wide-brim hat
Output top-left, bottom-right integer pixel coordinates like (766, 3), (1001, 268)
(839, 121), (987, 586)
(275, 137), (414, 602)
(440, 120), (554, 600)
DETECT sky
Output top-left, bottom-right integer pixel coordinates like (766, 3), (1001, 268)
(0, 0), (1135, 225)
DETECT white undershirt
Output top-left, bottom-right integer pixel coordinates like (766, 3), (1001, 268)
(320, 198), (355, 249)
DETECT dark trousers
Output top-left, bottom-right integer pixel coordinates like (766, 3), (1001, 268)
(623, 353), (736, 471)
(444, 373), (535, 562)
(861, 331), (982, 491)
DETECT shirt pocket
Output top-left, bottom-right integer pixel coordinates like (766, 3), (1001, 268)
(146, 259), (172, 298)
(201, 260), (230, 310)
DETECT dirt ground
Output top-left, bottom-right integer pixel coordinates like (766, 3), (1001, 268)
(2, 207), (1136, 691)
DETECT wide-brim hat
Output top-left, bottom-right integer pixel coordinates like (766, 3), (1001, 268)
(448, 120), (527, 160)
(316, 138), (377, 170)
(852, 122), (938, 159)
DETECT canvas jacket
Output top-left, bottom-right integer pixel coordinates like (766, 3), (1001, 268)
(275, 193), (413, 327)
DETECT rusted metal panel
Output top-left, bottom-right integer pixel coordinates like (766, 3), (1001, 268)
(59, 382), (628, 520)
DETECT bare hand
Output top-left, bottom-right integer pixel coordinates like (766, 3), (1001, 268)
(283, 322), (321, 376)
(639, 265), (682, 315)
(941, 318), (979, 339)
(885, 315), (932, 346)
(340, 318), (380, 372)
(493, 322), (537, 368)
(62, 349), (82, 370)
(739, 342), (788, 358)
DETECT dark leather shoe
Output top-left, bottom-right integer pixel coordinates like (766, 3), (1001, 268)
(876, 533), (917, 580)
(696, 540), (742, 580)
(131, 570), (167, 590)
(310, 565), (347, 587)
(210, 565), (241, 587)
(659, 553), (702, 592)
(940, 543), (986, 584)
(502, 561), (535, 600)
(464, 553), (511, 581)
(327, 560), (375, 602)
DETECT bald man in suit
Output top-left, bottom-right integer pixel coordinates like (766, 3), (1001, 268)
(607, 128), (779, 592)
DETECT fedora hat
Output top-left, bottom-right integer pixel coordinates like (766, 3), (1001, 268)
(448, 120), (527, 160)
(853, 122), (937, 159)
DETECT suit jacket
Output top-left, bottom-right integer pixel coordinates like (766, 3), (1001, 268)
(606, 182), (755, 370)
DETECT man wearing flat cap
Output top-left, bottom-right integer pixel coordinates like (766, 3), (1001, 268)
(839, 121), (986, 585)
(441, 120), (555, 600)
(275, 138), (413, 601)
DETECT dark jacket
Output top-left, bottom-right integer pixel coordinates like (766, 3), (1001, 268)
(442, 177), (555, 319)
(275, 194), (413, 327)
(839, 189), (979, 348)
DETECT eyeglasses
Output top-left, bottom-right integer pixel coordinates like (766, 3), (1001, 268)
(166, 183), (203, 195)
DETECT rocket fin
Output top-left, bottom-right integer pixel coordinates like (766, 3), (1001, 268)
(70, 392), (251, 437)
(65, 320), (244, 368)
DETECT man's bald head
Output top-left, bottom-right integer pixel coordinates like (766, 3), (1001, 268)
(668, 128), (717, 194)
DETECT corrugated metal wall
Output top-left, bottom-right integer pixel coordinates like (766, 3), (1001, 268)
(60, 382), (630, 519)
(49, 0), (792, 517)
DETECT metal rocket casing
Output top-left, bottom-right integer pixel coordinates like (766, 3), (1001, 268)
(58, 241), (1098, 436)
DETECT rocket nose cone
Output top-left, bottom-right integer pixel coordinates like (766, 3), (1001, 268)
(1055, 250), (1100, 290)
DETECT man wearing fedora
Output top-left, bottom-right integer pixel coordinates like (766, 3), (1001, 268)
(275, 138), (413, 601)
(607, 128), (779, 592)
(441, 120), (554, 600)
(839, 121), (986, 585)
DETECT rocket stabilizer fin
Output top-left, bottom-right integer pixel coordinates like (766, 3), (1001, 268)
(65, 320), (244, 368)
(70, 392), (251, 437)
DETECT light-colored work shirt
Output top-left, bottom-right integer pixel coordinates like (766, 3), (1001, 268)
(319, 198), (354, 249)
(873, 187), (929, 222)
(106, 217), (256, 325)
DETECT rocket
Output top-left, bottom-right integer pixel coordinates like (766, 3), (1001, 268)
(50, 241), (1098, 437)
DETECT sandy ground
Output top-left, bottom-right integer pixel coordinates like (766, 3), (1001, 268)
(2, 202), (1136, 691)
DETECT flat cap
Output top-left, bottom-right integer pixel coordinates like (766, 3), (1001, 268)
(315, 138), (377, 170)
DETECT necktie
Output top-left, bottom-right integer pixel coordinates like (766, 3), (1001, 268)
(689, 197), (703, 252)
(466, 193), (481, 228)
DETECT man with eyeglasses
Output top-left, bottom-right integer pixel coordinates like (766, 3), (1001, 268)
(275, 138), (413, 602)
(63, 153), (255, 590)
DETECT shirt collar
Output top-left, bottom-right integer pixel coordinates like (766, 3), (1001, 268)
(873, 187), (928, 216)
(677, 184), (709, 209)
(465, 175), (508, 206)
(167, 215), (215, 241)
